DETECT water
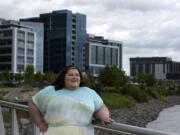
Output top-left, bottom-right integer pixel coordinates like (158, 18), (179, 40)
(146, 105), (180, 135)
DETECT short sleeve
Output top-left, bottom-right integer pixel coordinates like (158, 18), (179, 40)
(91, 90), (104, 112)
(32, 86), (53, 113)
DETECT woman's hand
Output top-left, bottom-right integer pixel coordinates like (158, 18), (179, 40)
(39, 122), (48, 133)
(99, 112), (114, 126)
(94, 105), (114, 126)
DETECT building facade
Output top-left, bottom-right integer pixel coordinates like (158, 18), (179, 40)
(21, 10), (86, 73)
(130, 57), (180, 80)
(0, 20), (36, 73)
(85, 34), (123, 76)
(20, 21), (44, 73)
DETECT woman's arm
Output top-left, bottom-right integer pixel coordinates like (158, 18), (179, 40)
(93, 104), (114, 126)
(28, 99), (48, 133)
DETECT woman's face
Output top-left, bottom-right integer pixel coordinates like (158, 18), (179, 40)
(64, 69), (81, 90)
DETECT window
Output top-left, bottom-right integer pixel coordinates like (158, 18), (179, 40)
(17, 65), (24, 71)
(27, 33), (34, 41)
(17, 48), (24, 55)
(27, 58), (33, 64)
(17, 56), (24, 63)
(112, 48), (118, 65)
(27, 49), (33, 56)
(18, 40), (25, 47)
(105, 47), (111, 65)
(91, 45), (96, 64)
(0, 33), (4, 38)
(17, 31), (25, 39)
(97, 46), (104, 65)
(27, 42), (33, 48)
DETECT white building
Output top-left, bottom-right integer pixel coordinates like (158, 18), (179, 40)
(84, 34), (123, 76)
(0, 20), (36, 73)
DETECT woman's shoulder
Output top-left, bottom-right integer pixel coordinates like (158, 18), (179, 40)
(39, 85), (55, 94)
(79, 86), (96, 93)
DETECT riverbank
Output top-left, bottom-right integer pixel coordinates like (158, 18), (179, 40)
(110, 96), (180, 127)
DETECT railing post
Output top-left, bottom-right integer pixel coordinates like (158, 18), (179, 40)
(32, 123), (40, 135)
(11, 108), (19, 135)
(0, 106), (5, 135)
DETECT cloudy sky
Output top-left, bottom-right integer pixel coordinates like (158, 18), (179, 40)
(1, 0), (180, 75)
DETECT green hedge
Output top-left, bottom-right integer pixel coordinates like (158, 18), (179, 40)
(100, 93), (135, 109)
(121, 84), (149, 102)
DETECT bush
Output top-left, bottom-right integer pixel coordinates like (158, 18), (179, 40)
(157, 87), (168, 96)
(103, 86), (123, 93)
(100, 93), (135, 109)
(0, 91), (8, 96)
(0, 83), (7, 88)
(121, 84), (149, 102)
(174, 85), (180, 95)
(145, 87), (159, 99)
(0, 96), (9, 101)
(21, 89), (33, 92)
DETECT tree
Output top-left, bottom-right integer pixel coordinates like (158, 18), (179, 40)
(35, 72), (43, 82)
(98, 66), (129, 88)
(0, 72), (3, 81)
(35, 72), (44, 89)
(43, 72), (56, 83)
(2, 68), (10, 81)
(24, 65), (35, 85)
(15, 70), (23, 84)
(137, 73), (156, 87)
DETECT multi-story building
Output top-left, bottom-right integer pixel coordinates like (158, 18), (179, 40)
(0, 18), (5, 24)
(20, 21), (44, 73)
(21, 9), (86, 73)
(130, 57), (180, 80)
(0, 20), (37, 73)
(84, 34), (123, 76)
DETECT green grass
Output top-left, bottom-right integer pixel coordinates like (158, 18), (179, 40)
(2, 110), (29, 123)
(0, 96), (9, 101)
(100, 93), (135, 109)
(2, 111), (11, 123)
(0, 84), (7, 88)
(21, 89), (33, 92)
(0, 91), (8, 96)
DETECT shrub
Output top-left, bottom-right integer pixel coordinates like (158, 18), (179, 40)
(145, 87), (159, 99)
(174, 85), (180, 95)
(0, 91), (8, 96)
(103, 86), (123, 93)
(121, 84), (149, 102)
(100, 93), (135, 109)
(0, 83), (7, 88)
(21, 89), (33, 92)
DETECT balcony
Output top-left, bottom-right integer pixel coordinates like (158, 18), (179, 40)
(0, 45), (11, 48)
(0, 100), (175, 135)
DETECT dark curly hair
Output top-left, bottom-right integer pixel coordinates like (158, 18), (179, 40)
(52, 65), (85, 90)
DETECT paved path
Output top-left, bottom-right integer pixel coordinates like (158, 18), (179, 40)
(4, 88), (22, 101)
(0, 87), (38, 101)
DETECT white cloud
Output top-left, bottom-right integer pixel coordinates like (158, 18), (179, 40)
(1, 0), (180, 75)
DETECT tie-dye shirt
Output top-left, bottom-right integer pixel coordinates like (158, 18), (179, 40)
(32, 86), (103, 135)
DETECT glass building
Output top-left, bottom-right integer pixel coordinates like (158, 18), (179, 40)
(20, 21), (44, 73)
(85, 34), (123, 76)
(21, 10), (86, 73)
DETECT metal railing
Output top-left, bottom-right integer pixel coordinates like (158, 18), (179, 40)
(0, 100), (177, 135)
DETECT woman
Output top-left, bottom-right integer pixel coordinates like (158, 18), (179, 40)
(29, 65), (114, 135)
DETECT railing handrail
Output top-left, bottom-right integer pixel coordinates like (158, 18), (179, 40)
(0, 100), (177, 135)
(0, 100), (29, 111)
